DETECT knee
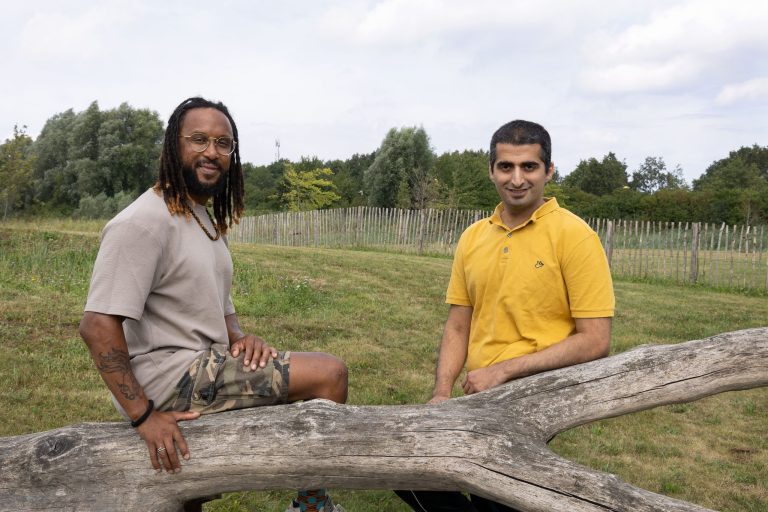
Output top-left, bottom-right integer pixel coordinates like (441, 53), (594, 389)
(290, 352), (349, 404)
(325, 355), (348, 404)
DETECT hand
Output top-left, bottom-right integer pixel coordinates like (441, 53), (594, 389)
(137, 410), (200, 473)
(230, 334), (277, 370)
(462, 365), (507, 395)
(427, 394), (451, 405)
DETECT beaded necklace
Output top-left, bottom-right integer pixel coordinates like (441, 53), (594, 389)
(187, 204), (221, 241)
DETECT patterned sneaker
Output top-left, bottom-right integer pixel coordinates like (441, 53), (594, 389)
(284, 495), (345, 512)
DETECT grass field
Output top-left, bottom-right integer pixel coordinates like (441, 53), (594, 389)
(1, 222), (766, 511)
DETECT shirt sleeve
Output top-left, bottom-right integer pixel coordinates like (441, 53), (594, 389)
(84, 220), (163, 321)
(224, 295), (236, 316)
(445, 231), (472, 306)
(562, 232), (615, 318)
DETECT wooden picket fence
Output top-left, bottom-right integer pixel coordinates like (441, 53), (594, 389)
(591, 219), (768, 291)
(229, 207), (488, 255)
(228, 207), (768, 292)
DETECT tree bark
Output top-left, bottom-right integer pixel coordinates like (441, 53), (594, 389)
(2, 328), (766, 512)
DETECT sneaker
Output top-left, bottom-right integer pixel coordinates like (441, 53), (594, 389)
(284, 496), (345, 512)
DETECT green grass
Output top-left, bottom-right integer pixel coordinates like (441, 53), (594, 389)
(1, 223), (767, 511)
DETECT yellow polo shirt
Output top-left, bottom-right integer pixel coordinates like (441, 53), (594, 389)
(446, 198), (614, 371)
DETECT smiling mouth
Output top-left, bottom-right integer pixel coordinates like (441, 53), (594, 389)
(196, 160), (222, 178)
(198, 166), (219, 178)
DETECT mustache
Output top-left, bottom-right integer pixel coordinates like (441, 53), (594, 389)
(195, 157), (223, 172)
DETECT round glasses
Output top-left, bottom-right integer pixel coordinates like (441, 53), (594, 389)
(181, 133), (237, 156)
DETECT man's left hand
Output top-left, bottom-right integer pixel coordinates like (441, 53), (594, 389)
(462, 364), (507, 395)
(230, 334), (277, 370)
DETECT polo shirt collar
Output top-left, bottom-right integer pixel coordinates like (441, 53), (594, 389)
(489, 197), (560, 230)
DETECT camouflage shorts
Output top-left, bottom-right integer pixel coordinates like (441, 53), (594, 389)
(160, 344), (291, 414)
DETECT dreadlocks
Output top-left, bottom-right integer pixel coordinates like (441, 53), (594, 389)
(154, 97), (244, 235)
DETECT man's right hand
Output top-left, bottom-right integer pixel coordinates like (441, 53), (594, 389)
(137, 410), (200, 473)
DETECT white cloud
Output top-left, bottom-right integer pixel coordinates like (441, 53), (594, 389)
(716, 77), (768, 105)
(320, 0), (551, 45)
(19, 2), (144, 61)
(581, 58), (703, 94)
(580, 0), (768, 93)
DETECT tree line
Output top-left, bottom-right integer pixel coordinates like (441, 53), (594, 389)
(2, 101), (767, 225)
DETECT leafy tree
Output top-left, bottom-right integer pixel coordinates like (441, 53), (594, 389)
(97, 103), (163, 196)
(691, 189), (750, 224)
(277, 164), (341, 211)
(543, 181), (569, 209)
(293, 156), (325, 173)
(326, 152), (374, 207)
(395, 178), (411, 208)
(69, 101), (102, 161)
(694, 145), (768, 189)
(692, 155), (767, 224)
(630, 156), (687, 193)
(328, 165), (365, 207)
(243, 161), (281, 212)
(29, 102), (162, 214)
(693, 156), (763, 192)
(30, 109), (76, 210)
(589, 187), (644, 219)
(433, 150), (497, 209)
(563, 152), (628, 196)
(557, 186), (596, 219)
(365, 127), (435, 208)
(641, 189), (695, 222)
(0, 126), (36, 218)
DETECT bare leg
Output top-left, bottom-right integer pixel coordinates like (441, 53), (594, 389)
(287, 352), (348, 404)
(285, 352), (348, 510)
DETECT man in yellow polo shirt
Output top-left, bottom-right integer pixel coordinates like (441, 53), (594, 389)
(396, 120), (615, 512)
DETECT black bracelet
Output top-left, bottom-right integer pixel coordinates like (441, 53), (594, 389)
(130, 400), (154, 428)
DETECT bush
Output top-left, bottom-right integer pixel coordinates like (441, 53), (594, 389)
(74, 191), (135, 219)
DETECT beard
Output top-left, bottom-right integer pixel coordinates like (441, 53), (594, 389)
(182, 159), (228, 199)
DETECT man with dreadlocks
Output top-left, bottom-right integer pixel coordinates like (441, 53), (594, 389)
(79, 97), (347, 512)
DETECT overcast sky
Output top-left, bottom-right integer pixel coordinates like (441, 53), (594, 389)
(2, 0), (767, 183)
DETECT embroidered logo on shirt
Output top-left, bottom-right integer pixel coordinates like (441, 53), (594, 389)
(535, 260), (544, 268)
(503, 247), (509, 253)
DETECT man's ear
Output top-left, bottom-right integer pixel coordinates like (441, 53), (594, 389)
(488, 164), (494, 180)
(545, 163), (555, 182)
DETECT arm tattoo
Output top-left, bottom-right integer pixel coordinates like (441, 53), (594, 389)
(96, 348), (142, 401)
(96, 347), (131, 373)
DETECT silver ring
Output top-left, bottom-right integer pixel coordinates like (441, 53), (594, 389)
(157, 446), (166, 454)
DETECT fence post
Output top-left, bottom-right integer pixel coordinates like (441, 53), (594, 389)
(417, 208), (426, 255)
(313, 210), (319, 247)
(690, 223), (700, 283)
(604, 220), (614, 268)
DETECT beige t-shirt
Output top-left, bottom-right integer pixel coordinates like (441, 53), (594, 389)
(85, 188), (235, 414)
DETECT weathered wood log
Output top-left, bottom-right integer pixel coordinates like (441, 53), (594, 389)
(2, 328), (766, 512)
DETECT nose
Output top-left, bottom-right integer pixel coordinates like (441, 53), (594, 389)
(203, 139), (219, 160)
(509, 167), (525, 187)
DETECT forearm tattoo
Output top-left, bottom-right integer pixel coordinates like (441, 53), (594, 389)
(96, 348), (141, 401)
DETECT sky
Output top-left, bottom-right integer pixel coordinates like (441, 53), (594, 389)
(1, 0), (767, 184)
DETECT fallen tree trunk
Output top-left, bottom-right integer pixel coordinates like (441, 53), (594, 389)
(2, 327), (766, 512)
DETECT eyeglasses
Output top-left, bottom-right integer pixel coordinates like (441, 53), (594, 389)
(181, 133), (237, 156)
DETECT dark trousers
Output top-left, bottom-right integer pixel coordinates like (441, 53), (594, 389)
(395, 490), (520, 512)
